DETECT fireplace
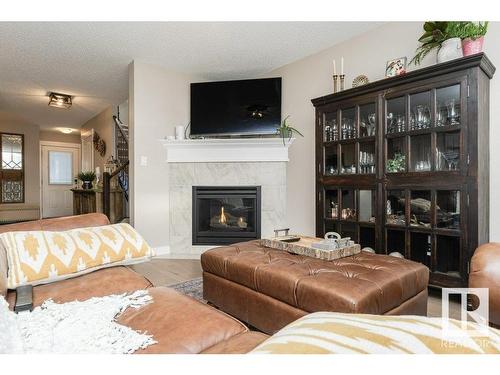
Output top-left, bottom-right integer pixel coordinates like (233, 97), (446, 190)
(192, 186), (261, 245)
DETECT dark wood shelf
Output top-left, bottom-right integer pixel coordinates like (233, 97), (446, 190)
(314, 54), (494, 288)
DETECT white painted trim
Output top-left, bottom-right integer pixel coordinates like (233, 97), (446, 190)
(39, 140), (81, 149)
(160, 138), (294, 163)
(153, 245), (171, 257)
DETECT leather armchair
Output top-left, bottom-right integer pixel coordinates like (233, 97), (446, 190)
(469, 243), (500, 328)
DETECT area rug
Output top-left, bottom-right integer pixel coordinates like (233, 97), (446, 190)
(169, 277), (206, 303)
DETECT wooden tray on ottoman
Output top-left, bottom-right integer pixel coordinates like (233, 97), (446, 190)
(260, 236), (361, 261)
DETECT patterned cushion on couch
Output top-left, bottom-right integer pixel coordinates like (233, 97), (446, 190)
(251, 312), (500, 354)
(1, 223), (154, 289)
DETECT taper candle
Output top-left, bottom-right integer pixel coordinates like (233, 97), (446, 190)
(341, 57), (344, 75)
(333, 60), (336, 75)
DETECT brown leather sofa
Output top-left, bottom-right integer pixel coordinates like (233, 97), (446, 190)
(0, 214), (267, 354)
(469, 242), (500, 328)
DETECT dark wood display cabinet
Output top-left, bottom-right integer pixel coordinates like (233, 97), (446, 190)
(312, 53), (495, 288)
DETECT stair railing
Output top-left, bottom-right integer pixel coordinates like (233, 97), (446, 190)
(103, 160), (129, 221)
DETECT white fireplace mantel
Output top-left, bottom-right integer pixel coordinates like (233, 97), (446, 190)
(160, 138), (295, 163)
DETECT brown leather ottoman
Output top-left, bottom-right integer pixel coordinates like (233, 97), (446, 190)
(201, 240), (429, 334)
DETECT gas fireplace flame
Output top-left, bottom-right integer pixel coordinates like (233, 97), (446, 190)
(219, 206), (227, 224)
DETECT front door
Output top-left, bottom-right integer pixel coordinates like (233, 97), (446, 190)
(41, 142), (80, 218)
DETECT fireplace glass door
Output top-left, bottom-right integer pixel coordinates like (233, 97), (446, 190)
(192, 186), (261, 245)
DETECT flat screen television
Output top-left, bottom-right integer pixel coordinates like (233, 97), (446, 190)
(190, 77), (282, 137)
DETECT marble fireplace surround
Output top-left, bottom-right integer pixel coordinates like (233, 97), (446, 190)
(162, 138), (293, 258)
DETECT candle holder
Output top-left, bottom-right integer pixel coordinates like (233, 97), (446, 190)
(340, 74), (345, 91)
(333, 74), (339, 93)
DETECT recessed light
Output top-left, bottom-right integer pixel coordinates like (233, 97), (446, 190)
(48, 92), (72, 109)
(60, 128), (74, 134)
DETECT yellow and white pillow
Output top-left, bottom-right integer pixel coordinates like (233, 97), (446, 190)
(251, 312), (500, 354)
(1, 223), (154, 289)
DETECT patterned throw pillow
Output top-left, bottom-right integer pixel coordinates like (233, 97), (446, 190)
(1, 223), (154, 289)
(251, 312), (500, 354)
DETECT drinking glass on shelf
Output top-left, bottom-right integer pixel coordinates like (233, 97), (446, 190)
(436, 107), (447, 127)
(395, 115), (405, 133)
(446, 99), (460, 126)
(443, 151), (459, 170)
(414, 105), (431, 129)
(324, 124), (332, 141)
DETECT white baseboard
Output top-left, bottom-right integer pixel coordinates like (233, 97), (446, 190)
(153, 245), (170, 257)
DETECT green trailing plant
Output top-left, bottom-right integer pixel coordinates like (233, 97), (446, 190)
(276, 115), (303, 145)
(386, 153), (406, 173)
(410, 22), (454, 65)
(78, 171), (96, 182)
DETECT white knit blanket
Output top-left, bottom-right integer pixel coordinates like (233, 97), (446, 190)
(0, 290), (157, 354)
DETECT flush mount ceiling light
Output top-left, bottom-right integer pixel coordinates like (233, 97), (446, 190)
(60, 128), (74, 134)
(48, 92), (72, 109)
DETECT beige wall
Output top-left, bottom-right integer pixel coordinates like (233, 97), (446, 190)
(268, 22), (500, 241)
(39, 130), (81, 144)
(0, 112), (40, 218)
(129, 61), (198, 252)
(80, 106), (114, 172)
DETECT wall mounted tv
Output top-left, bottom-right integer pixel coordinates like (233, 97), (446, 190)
(190, 77), (282, 137)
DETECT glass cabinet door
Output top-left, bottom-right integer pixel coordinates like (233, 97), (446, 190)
(340, 143), (356, 174)
(386, 97), (406, 134)
(387, 137), (406, 173)
(324, 145), (338, 175)
(341, 108), (356, 140)
(386, 190), (406, 226)
(323, 111), (338, 142)
(409, 91), (432, 131)
(359, 103), (376, 138)
(436, 131), (460, 171)
(437, 190), (460, 229)
(436, 84), (461, 127)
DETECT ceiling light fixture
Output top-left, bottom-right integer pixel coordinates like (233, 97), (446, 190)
(60, 128), (74, 134)
(48, 92), (72, 109)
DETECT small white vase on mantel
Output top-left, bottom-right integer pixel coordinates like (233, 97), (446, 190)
(437, 38), (463, 63)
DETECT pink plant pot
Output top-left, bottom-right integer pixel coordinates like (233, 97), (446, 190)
(462, 36), (484, 56)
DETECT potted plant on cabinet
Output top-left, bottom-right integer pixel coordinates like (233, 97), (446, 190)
(78, 171), (96, 190)
(458, 22), (488, 56)
(410, 22), (464, 65)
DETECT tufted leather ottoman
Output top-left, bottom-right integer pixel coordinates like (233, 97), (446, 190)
(201, 240), (429, 334)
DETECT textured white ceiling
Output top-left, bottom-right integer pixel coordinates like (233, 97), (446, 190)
(0, 22), (382, 130)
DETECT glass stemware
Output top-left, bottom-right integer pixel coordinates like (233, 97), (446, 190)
(442, 151), (459, 170)
(446, 99), (460, 126)
(436, 107), (447, 127)
(413, 105), (431, 130)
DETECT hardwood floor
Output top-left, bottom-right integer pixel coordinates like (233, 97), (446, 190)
(129, 259), (202, 286)
(130, 258), (461, 319)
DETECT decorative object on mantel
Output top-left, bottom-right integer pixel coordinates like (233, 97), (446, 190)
(93, 131), (106, 157)
(276, 115), (303, 146)
(175, 125), (185, 140)
(332, 57), (344, 93)
(385, 57), (407, 77)
(411, 21), (488, 65)
(352, 74), (369, 88)
(78, 171), (96, 190)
